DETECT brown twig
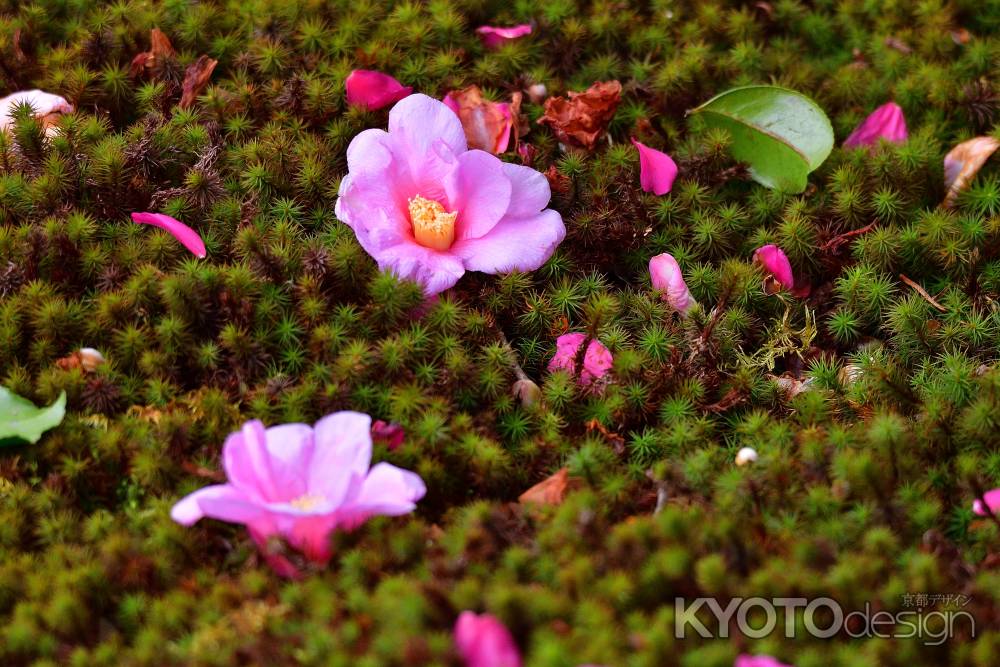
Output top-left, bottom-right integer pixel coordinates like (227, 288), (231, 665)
(820, 221), (878, 253)
(899, 274), (947, 312)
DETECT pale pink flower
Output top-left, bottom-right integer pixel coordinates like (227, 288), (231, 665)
(454, 611), (522, 667)
(548, 333), (613, 386)
(0, 89), (74, 136)
(973, 488), (1000, 516)
(843, 102), (907, 149)
(735, 655), (793, 667)
(475, 24), (533, 49)
(754, 244), (794, 292)
(345, 70), (413, 110)
(131, 212), (207, 258)
(335, 94), (565, 296)
(649, 253), (694, 314)
(632, 138), (678, 195)
(171, 412), (426, 569)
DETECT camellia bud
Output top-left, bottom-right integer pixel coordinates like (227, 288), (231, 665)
(735, 446), (758, 466)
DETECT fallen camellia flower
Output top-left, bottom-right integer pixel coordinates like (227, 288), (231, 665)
(843, 102), (907, 149)
(179, 55), (218, 109)
(538, 80), (622, 150)
(345, 70), (413, 110)
(942, 136), (1000, 207)
(548, 333), (613, 386)
(335, 94), (565, 295)
(754, 244), (795, 294)
(131, 212), (207, 258)
(454, 611), (523, 667)
(475, 24), (533, 49)
(649, 252), (695, 314)
(973, 488), (1000, 516)
(632, 138), (678, 195)
(443, 86), (513, 154)
(171, 412), (426, 571)
(0, 89), (74, 136)
(735, 655), (793, 667)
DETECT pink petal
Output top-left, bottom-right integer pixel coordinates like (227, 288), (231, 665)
(753, 244), (795, 291)
(446, 150), (512, 241)
(389, 93), (468, 164)
(309, 411), (373, 505)
(372, 420), (406, 450)
(454, 611), (523, 667)
(377, 240), (468, 296)
(345, 70), (413, 111)
(223, 420), (281, 502)
(649, 253), (694, 314)
(547, 333), (612, 385)
(170, 484), (262, 526)
(631, 138), (678, 195)
(843, 102), (908, 149)
(582, 340), (614, 381)
(342, 462), (427, 521)
(735, 655), (793, 667)
(130, 212), (207, 258)
(501, 163), (552, 218)
(973, 488), (1000, 516)
(451, 209), (565, 274)
(549, 333), (587, 374)
(475, 24), (533, 49)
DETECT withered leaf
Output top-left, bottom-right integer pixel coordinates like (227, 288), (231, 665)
(444, 85), (511, 154)
(943, 136), (1000, 207)
(538, 80), (622, 150)
(179, 55), (218, 109)
(129, 28), (176, 78)
(519, 468), (578, 506)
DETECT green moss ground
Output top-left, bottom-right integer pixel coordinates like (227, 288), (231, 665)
(2, 0), (1000, 664)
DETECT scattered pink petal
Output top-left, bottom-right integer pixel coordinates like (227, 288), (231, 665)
(943, 136), (1000, 207)
(973, 488), (1000, 516)
(649, 253), (695, 314)
(345, 70), (413, 111)
(475, 24), (533, 49)
(443, 86), (514, 154)
(843, 102), (908, 149)
(548, 333), (613, 386)
(131, 212), (207, 258)
(335, 94), (565, 296)
(454, 611), (523, 667)
(754, 244), (795, 293)
(0, 89), (74, 135)
(631, 138), (678, 195)
(735, 655), (793, 667)
(171, 412), (426, 573)
(371, 420), (405, 450)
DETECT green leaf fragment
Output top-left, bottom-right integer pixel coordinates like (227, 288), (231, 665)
(0, 387), (66, 445)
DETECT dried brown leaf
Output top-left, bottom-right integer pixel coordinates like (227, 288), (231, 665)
(444, 85), (511, 154)
(130, 28), (176, 78)
(538, 80), (622, 150)
(179, 55), (218, 109)
(943, 136), (1000, 207)
(519, 468), (577, 506)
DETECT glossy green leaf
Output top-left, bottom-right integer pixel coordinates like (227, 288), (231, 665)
(0, 387), (66, 445)
(690, 85), (834, 193)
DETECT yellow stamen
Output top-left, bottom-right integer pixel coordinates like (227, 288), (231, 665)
(408, 195), (457, 251)
(290, 493), (325, 510)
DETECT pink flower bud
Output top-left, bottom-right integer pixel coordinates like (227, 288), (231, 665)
(649, 253), (694, 314)
(753, 244), (794, 293)
(632, 138), (678, 195)
(843, 102), (907, 149)
(454, 611), (522, 667)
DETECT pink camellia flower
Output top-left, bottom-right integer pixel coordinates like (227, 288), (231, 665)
(475, 24), (533, 49)
(632, 139), (678, 195)
(973, 488), (1000, 516)
(0, 89), (74, 136)
(843, 102), (907, 149)
(735, 655), (793, 667)
(454, 611), (522, 667)
(649, 253), (695, 314)
(131, 212), (207, 258)
(171, 412), (426, 570)
(335, 94), (565, 296)
(345, 70), (413, 111)
(548, 332), (613, 386)
(754, 244), (795, 293)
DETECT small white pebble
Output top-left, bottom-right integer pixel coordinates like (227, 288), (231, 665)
(78, 347), (105, 372)
(735, 446), (758, 467)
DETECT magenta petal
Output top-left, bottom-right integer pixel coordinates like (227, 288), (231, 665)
(754, 244), (795, 291)
(632, 138), (678, 195)
(475, 24), (533, 49)
(454, 611), (523, 667)
(973, 488), (1000, 516)
(649, 253), (694, 314)
(345, 70), (413, 111)
(843, 102), (908, 149)
(734, 655), (794, 667)
(547, 333), (613, 386)
(131, 212), (207, 258)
